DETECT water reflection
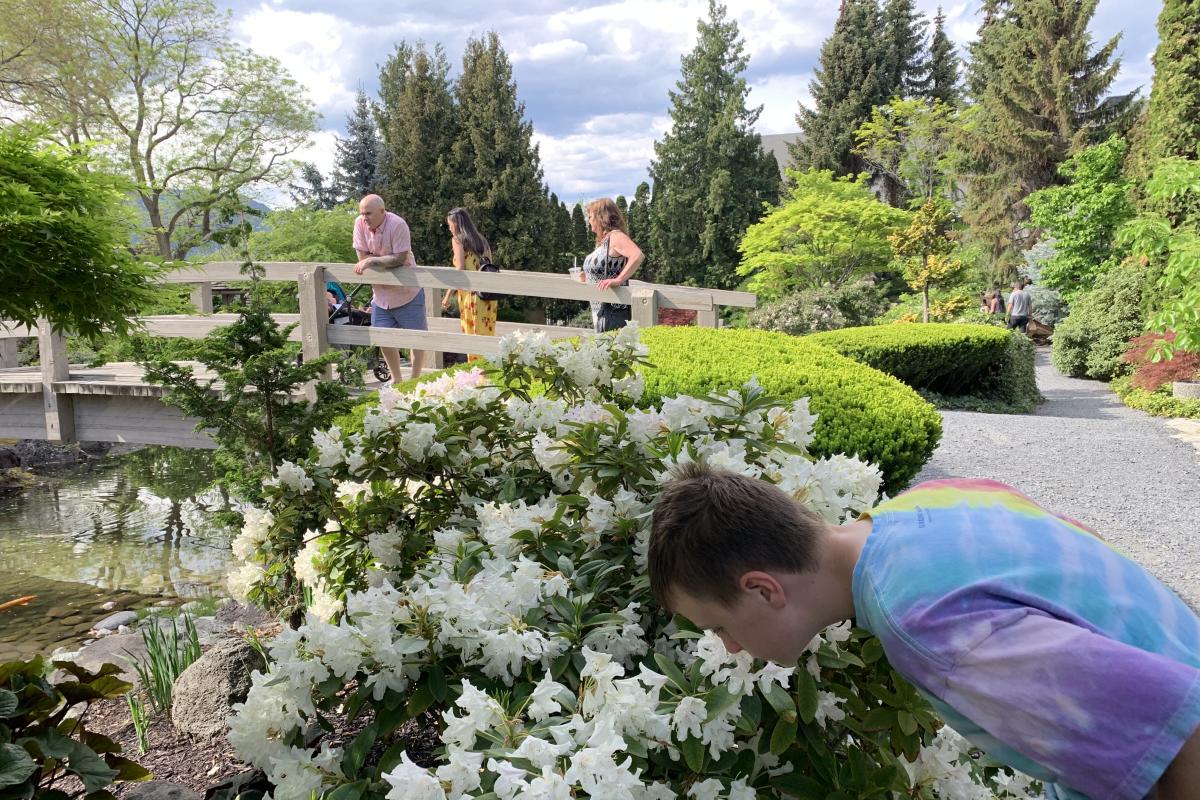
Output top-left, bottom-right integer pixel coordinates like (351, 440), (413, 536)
(0, 446), (236, 599)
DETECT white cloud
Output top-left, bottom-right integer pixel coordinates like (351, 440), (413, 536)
(224, 0), (1160, 205)
(533, 112), (666, 200)
(749, 73), (811, 133)
(294, 129), (340, 177)
(234, 3), (359, 121)
(516, 38), (589, 62)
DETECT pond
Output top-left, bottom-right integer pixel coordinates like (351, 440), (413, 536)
(0, 446), (236, 661)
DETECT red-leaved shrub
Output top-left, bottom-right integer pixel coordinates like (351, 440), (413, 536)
(1123, 331), (1200, 391)
(657, 308), (698, 326)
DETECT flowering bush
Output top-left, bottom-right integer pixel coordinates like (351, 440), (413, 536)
(226, 326), (1034, 800)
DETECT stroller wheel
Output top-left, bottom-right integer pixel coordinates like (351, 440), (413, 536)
(373, 362), (391, 383)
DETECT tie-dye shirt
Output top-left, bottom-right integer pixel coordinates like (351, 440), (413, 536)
(852, 478), (1200, 800)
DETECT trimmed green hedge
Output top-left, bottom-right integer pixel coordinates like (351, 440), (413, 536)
(639, 327), (941, 492)
(1111, 375), (1200, 419)
(808, 324), (1011, 394)
(808, 324), (1042, 413)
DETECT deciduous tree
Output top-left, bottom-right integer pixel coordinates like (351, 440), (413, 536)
(889, 199), (963, 322)
(737, 170), (910, 299)
(0, 126), (161, 336)
(0, 0), (317, 261)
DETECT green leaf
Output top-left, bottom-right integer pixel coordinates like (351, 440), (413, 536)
(897, 710), (917, 736)
(860, 637), (884, 664)
(325, 781), (365, 800)
(652, 653), (689, 693)
(768, 716), (797, 755)
(771, 768), (826, 799)
(105, 756), (150, 782)
(0, 743), (36, 790)
(0, 692), (16, 719)
(793, 666), (818, 724)
(702, 685), (740, 723)
(862, 707), (896, 732)
(64, 740), (120, 794)
(427, 665), (448, 705)
(680, 735), (705, 772)
(340, 723), (377, 777)
(405, 684), (436, 717)
(762, 682), (797, 723)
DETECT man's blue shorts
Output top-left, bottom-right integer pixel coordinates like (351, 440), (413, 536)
(371, 290), (428, 331)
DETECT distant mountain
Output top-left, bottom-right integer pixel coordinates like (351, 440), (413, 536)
(126, 193), (272, 259)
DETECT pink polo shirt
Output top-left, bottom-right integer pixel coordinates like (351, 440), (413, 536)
(352, 211), (419, 309)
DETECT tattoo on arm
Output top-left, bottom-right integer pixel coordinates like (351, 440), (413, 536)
(371, 252), (410, 269)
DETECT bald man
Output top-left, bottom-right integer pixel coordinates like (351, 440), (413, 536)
(352, 194), (425, 382)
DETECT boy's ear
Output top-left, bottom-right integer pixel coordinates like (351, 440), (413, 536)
(738, 571), (787, 609)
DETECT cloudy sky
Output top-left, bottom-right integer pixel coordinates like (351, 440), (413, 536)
(226, 0), (1160, 205)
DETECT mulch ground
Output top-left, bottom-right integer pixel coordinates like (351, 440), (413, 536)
(86, 682), (441, 797)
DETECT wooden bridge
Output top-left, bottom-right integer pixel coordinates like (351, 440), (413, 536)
(0, 262), (755, 449)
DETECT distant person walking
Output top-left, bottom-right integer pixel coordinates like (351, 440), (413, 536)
(1007, 280), (1032, 334)
(440, 207), (497, 362)
(577, 198), (644, 333)
(352, 194), (425, 383)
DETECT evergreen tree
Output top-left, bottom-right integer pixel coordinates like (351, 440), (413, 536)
(960, 0), (1132, 277)
(626, 182), (654, 280)
(452, 32), (553, 271)
(791, 0), (889, 174)
(288, 163), (340, 210)
(1127, 0), (1200, 228)
(650, 0), (781, 290)
(378, 42), (458, 266)
(881, 0), (928, 99)
(615, 195), (629, 220)
(570, 203), (591, 260)
(924, 7), (960, 106)
(333, 89), (384, 201)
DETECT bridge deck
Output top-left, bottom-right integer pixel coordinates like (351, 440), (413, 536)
(0, 361), (402, 396)
(0, 362), (403, 448)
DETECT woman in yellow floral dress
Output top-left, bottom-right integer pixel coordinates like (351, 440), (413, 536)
(440, 207), (497, 361)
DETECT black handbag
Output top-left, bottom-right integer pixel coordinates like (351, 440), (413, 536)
(476, 256), (502, 302)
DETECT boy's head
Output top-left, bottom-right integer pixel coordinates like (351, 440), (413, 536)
(650, 462), (829, 662)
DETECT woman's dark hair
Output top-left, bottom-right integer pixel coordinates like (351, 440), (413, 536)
(447, 207), (491, 259)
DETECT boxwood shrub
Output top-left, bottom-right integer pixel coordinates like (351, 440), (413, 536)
(807, 324), (1042, 413)
(807, 324), (1011, 394)
(638, 326), (941, 492)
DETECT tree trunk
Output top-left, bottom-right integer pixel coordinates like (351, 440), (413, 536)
(922, 285), (930, 323)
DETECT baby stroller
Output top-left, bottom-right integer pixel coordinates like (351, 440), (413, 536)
(325, 281), (391, 383)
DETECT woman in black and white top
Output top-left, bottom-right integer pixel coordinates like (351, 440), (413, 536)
(578, 197), (644, 332)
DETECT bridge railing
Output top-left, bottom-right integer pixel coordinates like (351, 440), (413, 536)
(3, 262), (755, 441)
(156, 261), (756, 378)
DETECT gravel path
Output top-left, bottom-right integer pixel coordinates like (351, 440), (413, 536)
(916, 348), (1200, 610)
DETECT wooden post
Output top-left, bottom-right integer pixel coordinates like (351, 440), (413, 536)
(37, 319), (75, 443)
(631, 286), (658, 328)
(0, 338), (19, 368)
(190, 283), (214, 313)
(425, 289), (444, 370)
(297, 265), (331, 402)
(697, 305), (718, 328)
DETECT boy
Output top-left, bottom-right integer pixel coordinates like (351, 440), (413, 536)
(649, 463), (1200, 800)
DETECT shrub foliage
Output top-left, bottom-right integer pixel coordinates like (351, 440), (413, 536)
(1051, 261), (1151, 381)
(223, 327), (1033, 800)
(638, 326), (941, 493)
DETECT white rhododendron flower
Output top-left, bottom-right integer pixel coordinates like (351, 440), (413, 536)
(226, 327), (1033, 800)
